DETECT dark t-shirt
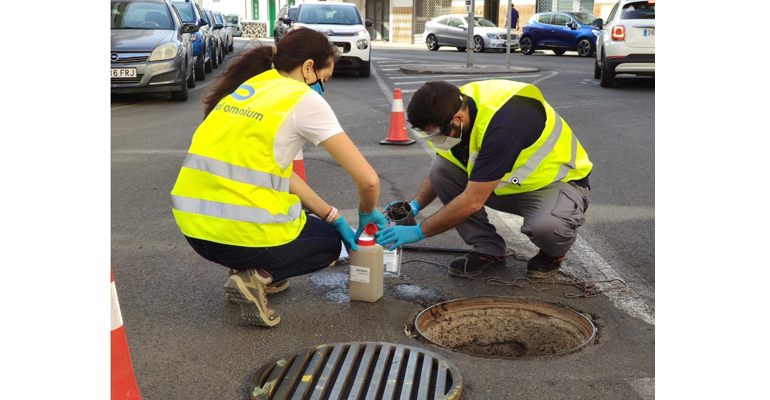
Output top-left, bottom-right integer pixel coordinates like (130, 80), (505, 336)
(450, 96), (590, 188)
(507, 9), (519, 27)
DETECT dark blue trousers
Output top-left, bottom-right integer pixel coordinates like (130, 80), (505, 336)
(185, 215), (341, 282)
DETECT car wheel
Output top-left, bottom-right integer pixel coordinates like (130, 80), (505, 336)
(600, 50), (615, 88)
(195, 54), (205, 81)
(426, 34), (440, 51)
(456, 47), (466, 52)
(274, 31), (279, 44)
(212, 45), (219, 69)
(473, 36), (485, 53)
(553, 49), (566, 56)
(218, 44), (224, 63)
(577, 38), (593, 57)
(187, 61), (196, 88)
(229, 42), (234, 52)
(205, 45), (213, 73)
(170, 71), (189, 101)
(359, 60), (371, 77)
(593, 60), (601, 79)
(520, 36), (534, 55)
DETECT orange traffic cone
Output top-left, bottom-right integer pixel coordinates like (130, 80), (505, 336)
(111, 270), (142, 400)
(293, 149), (307, 182)
(379, 88), (415, 145)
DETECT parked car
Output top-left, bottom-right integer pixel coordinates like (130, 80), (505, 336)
(226, 14), (243, 37)
(285, 2), (373, 77)
(214, 11), (233, 52)
(172, 0), (212, 80)
(594, 0), (655, 87)
(274, 5), (298, 44)
(111, 0), (198, 101)
(519, 11), (601, 57)
(201, 8), (222, 68)
(423, 14), (519, 53)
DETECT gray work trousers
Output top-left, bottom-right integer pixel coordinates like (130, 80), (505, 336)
(429, 156), (590, 258)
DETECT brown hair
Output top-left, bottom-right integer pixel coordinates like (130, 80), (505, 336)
(406, 81), (464, 131)
(201, 28), (341, 117)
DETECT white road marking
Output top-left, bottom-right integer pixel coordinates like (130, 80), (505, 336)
(490, 211), (655, 325)
(388, 74), (541, 80)
(392, 75), (542, 85)
(532, 70), (559, 85)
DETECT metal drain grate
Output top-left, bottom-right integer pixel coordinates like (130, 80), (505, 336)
(251, 342), (463, 400)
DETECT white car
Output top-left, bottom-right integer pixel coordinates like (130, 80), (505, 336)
(285, 2), (373, 77)
(594, 0), (655, 87)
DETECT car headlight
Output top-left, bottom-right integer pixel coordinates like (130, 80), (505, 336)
(149, 42), (180, 61)
(354, 29), (367, 36)
(486, 33), (500, 39)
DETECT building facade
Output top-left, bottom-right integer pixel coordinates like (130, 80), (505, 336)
(197, 0), (619, 42)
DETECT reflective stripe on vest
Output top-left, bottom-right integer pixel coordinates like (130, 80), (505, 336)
(180, 153), (291, 193)
(170, 70), (309, 247)
(171, 196), (303, 224)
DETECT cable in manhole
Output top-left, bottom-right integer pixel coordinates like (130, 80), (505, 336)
(414, 296), (596, 359)
(250, 342), (462, 400)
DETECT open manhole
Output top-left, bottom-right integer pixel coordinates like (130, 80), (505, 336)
(251, 342), (463, 400)
(414, 297), (596, 359)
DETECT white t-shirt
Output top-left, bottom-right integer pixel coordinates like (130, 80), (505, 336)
(273, 90), (343, 169)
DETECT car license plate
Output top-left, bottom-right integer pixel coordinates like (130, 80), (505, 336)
(644, 28), (655, 37)
(111, 68), (136, 78)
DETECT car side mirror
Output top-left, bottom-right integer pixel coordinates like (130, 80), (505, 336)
(365, 19), (373, 27)
(214, 23), (223, 30)
(182, 23), (199, 33)
(592, 19), (603, 29)
(567, 22), (576, 29)
(201, 18), (209, 26)
(281, 17), (292, 24)
(460, 25), (467, 30)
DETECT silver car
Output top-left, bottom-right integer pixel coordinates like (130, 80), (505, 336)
(226, 14), (243, 37)
(214, 11), (233, 52)
(111, 0), (198, 101)
(423, 14), (519, 53)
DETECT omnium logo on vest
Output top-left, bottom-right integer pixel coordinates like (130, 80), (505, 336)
(230, 84), (255, 101)
(510, 176), (522, 186)
(211, 83), (264, 122)
(212, 101), (265, 122)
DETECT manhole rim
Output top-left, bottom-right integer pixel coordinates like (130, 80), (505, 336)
(414, 296), (597, 359)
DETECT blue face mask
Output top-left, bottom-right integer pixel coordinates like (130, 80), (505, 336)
(309, 81), (324, 96)
(306, 68), (325, 96)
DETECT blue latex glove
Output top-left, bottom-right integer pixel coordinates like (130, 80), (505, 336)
(355, 209), (388, 241)
(385, 200), (421, 217)
(375, 222), (426, 251)
(331, 215), (358, 252)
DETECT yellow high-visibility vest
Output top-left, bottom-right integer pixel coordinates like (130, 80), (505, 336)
(170, 70), (309, 247)
(431, 80), (592, 194)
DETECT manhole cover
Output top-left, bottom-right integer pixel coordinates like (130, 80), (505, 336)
(415, 297), (596, 359)
(251, 342), (463, 400)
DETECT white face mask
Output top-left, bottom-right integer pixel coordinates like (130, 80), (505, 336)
(429, 123), (463, 152)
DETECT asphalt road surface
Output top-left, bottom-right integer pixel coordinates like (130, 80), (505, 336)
(110, 38), (655, 399)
